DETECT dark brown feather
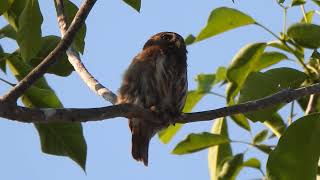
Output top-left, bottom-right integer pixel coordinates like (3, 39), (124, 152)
(118, 32), (188, 166)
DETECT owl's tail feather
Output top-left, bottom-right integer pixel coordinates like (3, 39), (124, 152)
(131, 121), (150, 166)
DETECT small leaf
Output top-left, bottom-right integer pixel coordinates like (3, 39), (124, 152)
(3, 0), (27, 30)
(312, 0), (320, 6)
(208, 118), (233, 180)
(122, 0), (141, 12)
(230, 113), (251, 131)
(0, 0), (14, 15)
(0, 24), (16, 39)
(17, 0), (43, 60)
(287, 23), (320, 49)
(266, 113), (320, 180)
(214, 66), (227, 85)
(291, 0), (306, 6)
(243, 158), (261, 169)
(172, 132), (230, 155)
(268, 40), (291, 53)
(253, 130), (268, 144)
(0, 46), (6, 73)
(300, 10), (315, 23)
(196, 7), (255, 42)
(185, 34), (195, 45)
(264, 113), (286, 137)
(226, 43), (266, 102)
(218, 153), (244, 180)
(196, 74), (216, 93)
(255, 144), (273, 154)
(254, 51), (288, 71)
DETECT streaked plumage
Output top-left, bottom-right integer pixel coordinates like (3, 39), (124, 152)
(117, 32), (188, 166)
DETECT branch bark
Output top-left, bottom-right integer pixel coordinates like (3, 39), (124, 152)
(1, 0), (97, 103)
(55, 0), (117, 104)
(1, 83), (320, 124)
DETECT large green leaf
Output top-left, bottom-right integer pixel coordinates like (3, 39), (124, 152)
(196, 7), (255, 42)
(0, 0), (14, 15)
(16, 0), (43, 61)
(54, 0), (86, 54)
(172, 132), (230, 155)
(254, 51), (288, 71)
(208, 118), (233, 180)
(6, 54), (87, 171)
(226, 43), (266, 102)
(122, 0), (141, 12)
(29, 36), (74, 76)
(287, 23), (320, 49)
(218, 153), (244, 180)
(266, 113), (320, 180)
(239, 68), (307, 123)
(0, 24), (16, 39)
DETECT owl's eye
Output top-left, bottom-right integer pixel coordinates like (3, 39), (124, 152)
(161, 34), (173, 41)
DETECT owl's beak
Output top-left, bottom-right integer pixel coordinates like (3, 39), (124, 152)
(175, 40), (181, 48)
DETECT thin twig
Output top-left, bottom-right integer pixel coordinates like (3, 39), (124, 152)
(1, 0), (97, 103)
(1, 83), (320, 124)
(305, 94), (315, 115)
(55, 0), (117, 104)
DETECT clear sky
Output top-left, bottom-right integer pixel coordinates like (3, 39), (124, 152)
(0, 0), (315, 179)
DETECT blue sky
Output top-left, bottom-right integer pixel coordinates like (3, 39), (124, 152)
(0, 0), (317, 179)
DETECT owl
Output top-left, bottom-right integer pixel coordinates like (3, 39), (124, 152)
(117, 32), (188, 166)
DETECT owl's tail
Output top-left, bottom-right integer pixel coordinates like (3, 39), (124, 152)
(130, 119), (151, 166)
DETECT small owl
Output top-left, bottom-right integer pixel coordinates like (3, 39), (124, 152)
(117, 32), (188, 166)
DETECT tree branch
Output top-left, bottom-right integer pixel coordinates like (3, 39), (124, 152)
(1, 0), (97, 103)
(1, 83), (320, 124)
(55, 0), (117, 104)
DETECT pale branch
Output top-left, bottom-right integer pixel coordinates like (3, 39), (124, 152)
(1, 83), (320, 124)
(55, 0), (117, 104)
(1, 0), (97, 103)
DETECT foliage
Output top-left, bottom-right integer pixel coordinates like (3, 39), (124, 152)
(1, 0), (320, 179)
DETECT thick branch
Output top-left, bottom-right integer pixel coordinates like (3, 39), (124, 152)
(1, 0), (97, 102)
(55, 0), (117, 104)
(1, 83), (320, 124)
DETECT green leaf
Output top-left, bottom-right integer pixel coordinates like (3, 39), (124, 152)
(122, 0), (141, 12)
(243, 158), (261, 169)
(255, 144), (273, 154)
(214, 66), (227, 85)
(254, 51), (288, 71)
(287, 23), (320, 49)
(226, 43), (266, 102)
(268, 40), (291, 53)
(253, 130), (268, 144)
(185, 34), (196, 46)
(230, 113), (251, 131)
(218, 153), (244, 180)
(0, 24), (16, 39)
(208, 118), (233, 180)
(312, 0), (320, 6)
(291, 0), (306, 6)
(196, 74), (216, 93)
(3, 0), (27, 30)
(17, 0), (43, 60)
(172, 132), (230, 155)
(266, 113), (320, 180)
(0, 0), (14, 15)
(300, 10), (315, 23)
(0, 46), (6, 73)
(55, 0), (86, 53)
(263, 113), (286, 137)
(196, 7), (255, 42)
(29, 36), (74, 76)
(239, 68), (307, 122)
(6, 54), (87, 171)
(279, 0), (285, 3)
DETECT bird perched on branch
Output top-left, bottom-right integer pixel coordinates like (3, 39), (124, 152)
(117, 32), (188, 166)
